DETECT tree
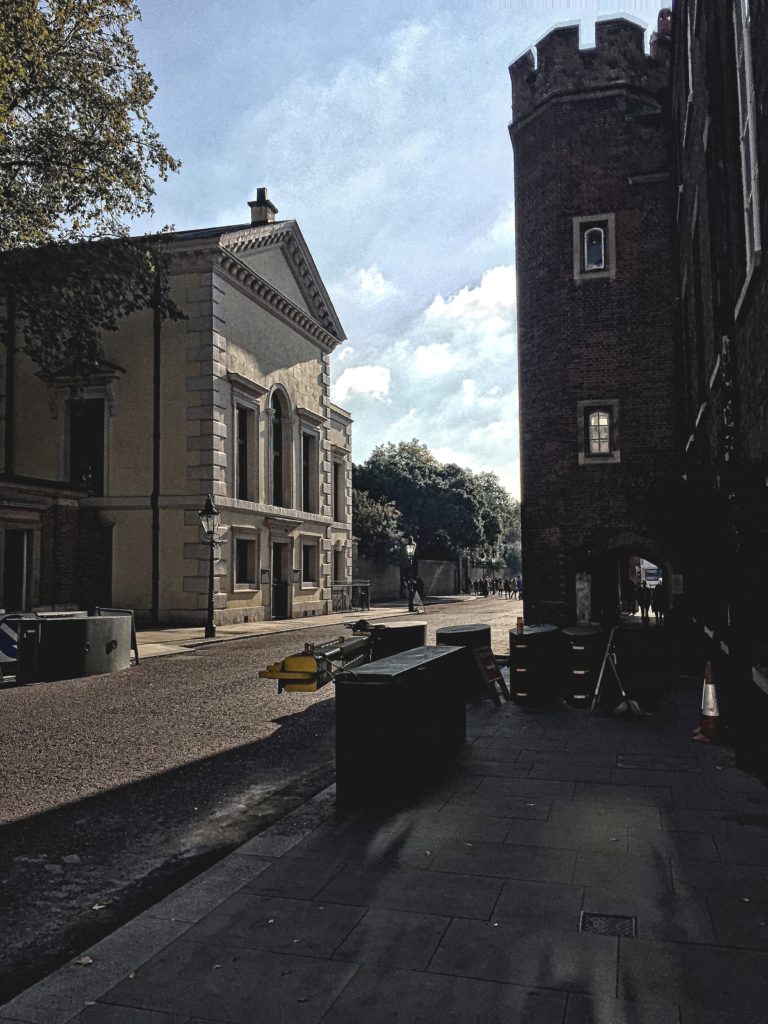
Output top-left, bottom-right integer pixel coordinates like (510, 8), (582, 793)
(1, 0), (183, 415)
(0, 0), (180, 250)
(353, 440), (520, 562)
(351, 489), (406, 563)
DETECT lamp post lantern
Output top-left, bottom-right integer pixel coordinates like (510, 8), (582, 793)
(198, 493), (221, 638)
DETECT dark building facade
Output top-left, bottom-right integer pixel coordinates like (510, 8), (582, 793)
(670, 0), (768, 773)
(510, 17), (680, 627)
(510, 2), (768, 772)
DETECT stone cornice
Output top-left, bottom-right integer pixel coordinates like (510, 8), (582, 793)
(216, 249), (341, 354)
(220, 221), (345, 341)
(296, 406), (326, 427)
(227, 371), (269, 399)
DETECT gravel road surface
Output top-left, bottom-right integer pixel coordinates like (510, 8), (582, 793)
(0, 596), (521, 1002)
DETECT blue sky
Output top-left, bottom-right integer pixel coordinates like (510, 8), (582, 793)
(132, 0), (665, 498)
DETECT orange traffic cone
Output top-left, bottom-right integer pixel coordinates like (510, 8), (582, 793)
(692, 661), (720, 743)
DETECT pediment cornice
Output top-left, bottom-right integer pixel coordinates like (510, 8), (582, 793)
(216, 249), (341, 354)
(220, 221), (345, 342)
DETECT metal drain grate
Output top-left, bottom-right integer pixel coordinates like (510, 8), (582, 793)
(579, 912), (637, 937)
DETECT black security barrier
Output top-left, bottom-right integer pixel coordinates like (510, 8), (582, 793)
(435, 623), (492, 702)
(369, 621), (427, 662)
(562, 626), (606, 705)
(16, 614), (132, 684)
(508, 623), (567, 703)
(335, 644), (466, 808)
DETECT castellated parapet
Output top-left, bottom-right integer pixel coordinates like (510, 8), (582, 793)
(509, 17), (671, 125)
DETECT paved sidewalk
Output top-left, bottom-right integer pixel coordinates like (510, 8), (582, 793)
(136, 602), (417, 659)
(3, 677), (768, 1023)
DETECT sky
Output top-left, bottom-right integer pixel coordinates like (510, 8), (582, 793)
(131, 0), (665, 499)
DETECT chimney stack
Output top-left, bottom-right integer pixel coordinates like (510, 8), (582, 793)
(248, 187), (278, 225)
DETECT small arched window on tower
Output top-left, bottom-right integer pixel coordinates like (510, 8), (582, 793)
(573, 214), (615, 280)
(583, 226), (605, 272)
(588, 408), (611, 455)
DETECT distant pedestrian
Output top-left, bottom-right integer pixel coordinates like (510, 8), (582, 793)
(415, 576), (427, 610)
(404, 576), (417, 613)
(638, 583), (651, 622)
(651, 581), (667, 625)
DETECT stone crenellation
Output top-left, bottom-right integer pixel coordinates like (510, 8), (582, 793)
(509, 16), (671, 125)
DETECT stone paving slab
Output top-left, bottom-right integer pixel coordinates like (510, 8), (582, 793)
(3, 684), (768, 1023)
(101, 940), (359, 1024)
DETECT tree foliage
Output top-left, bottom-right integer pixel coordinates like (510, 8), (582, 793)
(0, 0), (182, 375)
(0, 0), (180, 249)
(352, 489), (406, 564)
(353, 440), (520, 562)
(1, 236), (183, 377)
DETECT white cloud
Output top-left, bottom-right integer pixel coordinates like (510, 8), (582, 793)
(335, 344), (355, 363)
(357, 265), (399, 302)
(412, 342), (460, 376)
(333, 365), (391, 403)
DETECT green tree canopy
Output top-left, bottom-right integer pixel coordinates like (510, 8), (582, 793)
(353, 440), (520, 562)
(351, 489), (406, 564)
(0, 0), (180, 249)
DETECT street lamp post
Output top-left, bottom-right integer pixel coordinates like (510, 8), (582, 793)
(405, 536), (417, 613)
(198, 494), (221, 639)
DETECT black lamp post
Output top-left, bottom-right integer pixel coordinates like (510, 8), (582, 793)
(198, 493), (221, 638)
(405, 536), (417, 612)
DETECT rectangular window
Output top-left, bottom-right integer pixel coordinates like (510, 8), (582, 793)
(234, 538), (257, 586)
(734, 0), (761, 279)
(236, 406), (251, 501)
(302, 542), (318, 584)
(332, 461), (345, 522)
(588, 410), (611, 455)
(333, 549), (344, 583)
(573, 214), (615, 281)
(301, 434), (318, 513)
(578, 399), (620, 465)
(68, 398), (105, 495)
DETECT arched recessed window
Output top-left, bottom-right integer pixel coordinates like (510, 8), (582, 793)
(574, 214), (614, 280)
(271, 391), (287, 507)
(588, 409), (611, 455)
(584, 227), (605, 271)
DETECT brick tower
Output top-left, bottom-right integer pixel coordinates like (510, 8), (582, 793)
(509, 15), (679, 625)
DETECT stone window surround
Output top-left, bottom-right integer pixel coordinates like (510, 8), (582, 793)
(577, 398), (621, 465)
(228, 373), (267, 506)
(53, 381), (116, 496)
(232, 529), (260, 591)
(573, 213), (616, 281)
(300, 535), (320, 588)
(297, 415), (323, 516)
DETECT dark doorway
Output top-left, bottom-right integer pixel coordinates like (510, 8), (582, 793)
(3, 529), (28, 610)
(271, 543), (289, 620)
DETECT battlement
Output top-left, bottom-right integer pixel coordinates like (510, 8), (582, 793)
(510, 14), (671, 125)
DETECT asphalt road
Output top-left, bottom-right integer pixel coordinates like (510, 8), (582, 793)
(0, 596), (522, 1003)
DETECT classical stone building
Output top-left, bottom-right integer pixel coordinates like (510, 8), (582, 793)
(0, 191), (353, 625)
(510, 2), (768, 771)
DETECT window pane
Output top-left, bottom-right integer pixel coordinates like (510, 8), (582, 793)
(69, 398), (105, 495)
(584, 227), (605, 270)
(235, 539), (255, 584)
(588, 410), (611, 454)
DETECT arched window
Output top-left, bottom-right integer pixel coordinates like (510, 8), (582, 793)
(271, 391), (287, 507)
(588, 409), (611, 455)
(584, 226), (605, 271)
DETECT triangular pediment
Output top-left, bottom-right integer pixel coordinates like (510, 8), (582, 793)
(219, 221), (345, 341)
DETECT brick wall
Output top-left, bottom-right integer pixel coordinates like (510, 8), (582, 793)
(510, 17), (680, 624)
